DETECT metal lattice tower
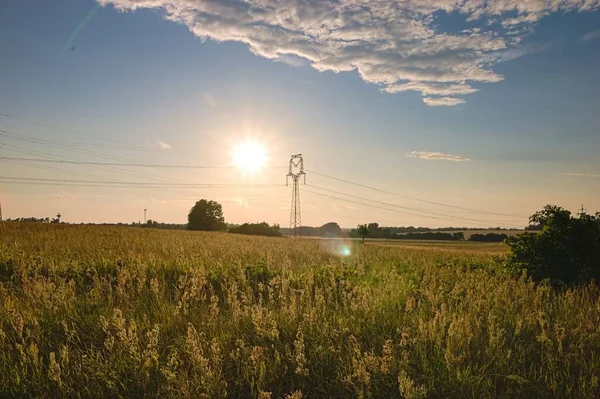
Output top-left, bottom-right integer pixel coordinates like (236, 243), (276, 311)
(286, 154), (306, 236)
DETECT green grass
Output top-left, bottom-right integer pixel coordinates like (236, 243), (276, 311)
(0, 222), (599, 398)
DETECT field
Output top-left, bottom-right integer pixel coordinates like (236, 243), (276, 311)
(1, 223), (600, 398)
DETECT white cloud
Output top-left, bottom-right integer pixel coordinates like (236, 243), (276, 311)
(580, 29), (600, 41)
(203, 91), (216, 107)
(406, 151), (471, 162)
(422, 97), (466, 106)
(385, 82), (478, 96)
(274, 54), (310, 68)
(563, 172), (600, 178)
(156, 140), (172, 149)
(98, 0), (600, 106)
(234, 197), (249, 207)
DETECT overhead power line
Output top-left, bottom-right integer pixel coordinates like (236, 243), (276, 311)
(0, 176), (282, 188)
(307, 184), (522, 226)
(0, 112), (529, 226)
(0, 129), (229, 183)
(0, 111), (160, 151)
(303, 188), (520, 228)
(307, 169), (527, 219)
(0, 156), (236, 169)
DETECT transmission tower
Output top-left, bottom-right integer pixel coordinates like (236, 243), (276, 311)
(286, 154), (306, 237)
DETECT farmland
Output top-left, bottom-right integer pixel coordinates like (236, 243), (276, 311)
(1, 223), (599, 398)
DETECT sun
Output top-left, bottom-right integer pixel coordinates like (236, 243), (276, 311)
(232, 140), (268, 173)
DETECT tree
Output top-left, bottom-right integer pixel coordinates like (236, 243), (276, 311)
(367, 222), (380, 238)
(357, 224), (370, 243)
(230, 222), (282, 237)
(187, 199), (226, 231)
(319, 222), (343, 237)
(506, 205), (600, 286)
(469, 233), (507, 242)
(452, 232), (465, 241)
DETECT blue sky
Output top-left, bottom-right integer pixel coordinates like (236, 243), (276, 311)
(0, 0), (599, 227)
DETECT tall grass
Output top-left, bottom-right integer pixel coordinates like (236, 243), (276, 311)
(1, 222), (599, 398)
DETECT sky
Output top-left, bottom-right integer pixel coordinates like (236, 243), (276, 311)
(0, 0), (599, 228)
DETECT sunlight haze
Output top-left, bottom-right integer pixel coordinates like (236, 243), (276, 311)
(0, 0), (599, 228)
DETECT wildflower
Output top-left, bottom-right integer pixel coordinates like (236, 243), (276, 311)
(380, 340), (393, 375)
(294, 329), (309, 376)
(48, 352), (62, 386)
(285, 391), (303, 399)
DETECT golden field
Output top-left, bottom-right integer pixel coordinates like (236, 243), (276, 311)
(0, 222), (599, 398)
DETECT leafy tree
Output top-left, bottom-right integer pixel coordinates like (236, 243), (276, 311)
(506, 205), (600, 286)
(452, 232), (465, 241)
(318, 222), (343, 237)
(357, 224), (370, 243)
(230, 222), (282, 237)
(469, 233), (507, 242)
(367, 222), (380, 237)
(187, 199), (226, 231)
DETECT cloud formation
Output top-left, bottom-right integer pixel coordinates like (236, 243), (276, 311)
(563, 172), (600, 178)
(156, 140), (172, 149)
(203, 91), (216, 108)
(580, 29), (600, 41)
(98, 0), (600, 106)
(234, 197), (250, 207)
(423, 97), (466, 107)
(406, 151), (471, 162)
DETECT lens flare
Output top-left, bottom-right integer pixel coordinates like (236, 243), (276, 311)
(340, 245), (352, 257)
(320, 239), (353, 258)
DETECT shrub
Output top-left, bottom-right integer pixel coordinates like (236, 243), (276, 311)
(469, 233), (508, 242)
(229, 222), (282, 237)
(506, 205), (600, 285)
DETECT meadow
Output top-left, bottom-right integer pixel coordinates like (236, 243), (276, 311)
(1, 223), (599, 398)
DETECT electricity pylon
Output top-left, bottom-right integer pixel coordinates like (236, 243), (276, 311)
(286, 154), (306, 237)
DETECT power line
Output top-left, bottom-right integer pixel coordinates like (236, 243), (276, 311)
(0, 112), (531, 225)
(307, 169), (527, 219)
(0, 111), (160, 151)
(1, 142), (211, 187)
(0, 176), (282, 188)
(307, 184), (522, 226)
(302, 188), (520, 228)
(0, 129), (228, 184)
(0, 156), (237, 169)
(0, 134), (173, 152)
(2, 156), (286, 206)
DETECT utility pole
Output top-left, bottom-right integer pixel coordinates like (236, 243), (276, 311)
(286, 154), (306, 237)
(0, 202), (3, 222)
(144, 209), (147, 224)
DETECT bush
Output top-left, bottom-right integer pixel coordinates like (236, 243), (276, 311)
(187, 199), (226, 231)
(469, 233), (508, 242)
(506, 205), (600, 285)
(229, 222), (282, 237)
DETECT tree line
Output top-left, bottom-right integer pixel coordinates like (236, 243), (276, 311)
(350, 222), (508, 242)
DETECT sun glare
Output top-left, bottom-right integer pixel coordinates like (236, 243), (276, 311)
(232, 140), (268, 173)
